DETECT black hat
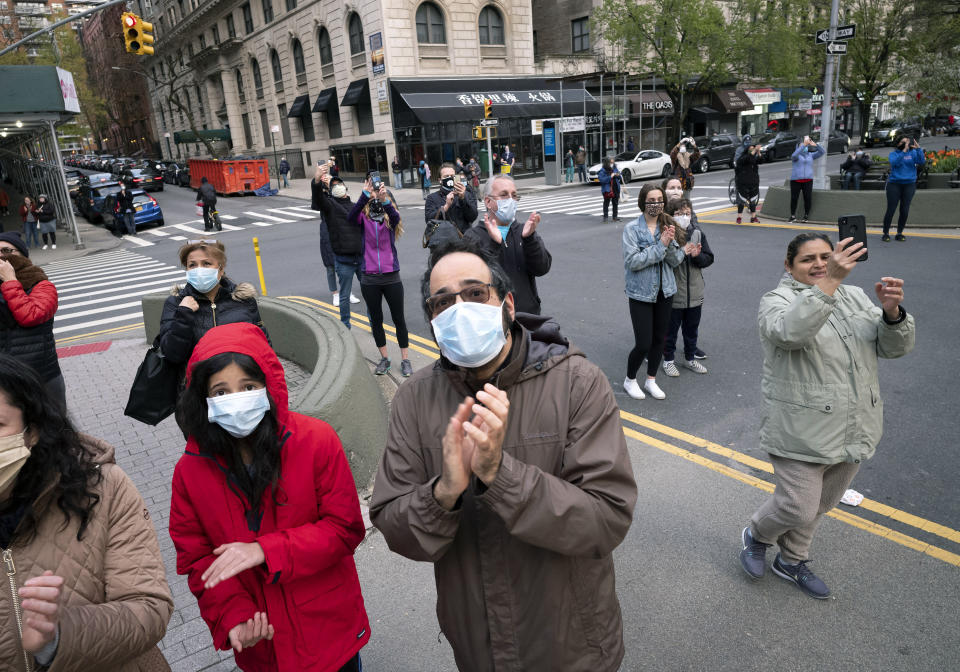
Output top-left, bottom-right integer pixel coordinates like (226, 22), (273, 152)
(0, 231), (29, 258)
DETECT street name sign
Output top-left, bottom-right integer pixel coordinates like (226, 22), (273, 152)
(816, 24), (856, 44)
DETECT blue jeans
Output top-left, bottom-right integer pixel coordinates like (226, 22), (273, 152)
(281, 173), (289, 187)
(842, 172), (862, 190)
(24, 220), (40, 247)
(334, 255), (362, 327)
(576, 164), (587, 182)
(883, 181), (917, 235)
(325, 266), (338, 292)
(393, 171), (403, 189)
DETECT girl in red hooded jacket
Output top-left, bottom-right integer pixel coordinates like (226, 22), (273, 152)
(169, 322), (370, 672)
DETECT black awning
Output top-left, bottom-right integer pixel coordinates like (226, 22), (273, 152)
(391, 78), (600, 124)
(341, 79), (370, 107)
(715, 90), (754, 113)
(313, 88), (337, 113)
(689, 106), (721, 120)
(287, 95), (311, 118)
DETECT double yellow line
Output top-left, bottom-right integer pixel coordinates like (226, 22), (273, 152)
(282, 295), (960, 567)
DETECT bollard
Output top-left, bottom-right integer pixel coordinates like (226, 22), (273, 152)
(253, 237), (268, 296)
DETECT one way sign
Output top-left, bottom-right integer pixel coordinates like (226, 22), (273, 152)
(816, 23), (856, 44)
(826, 41), (848, 55)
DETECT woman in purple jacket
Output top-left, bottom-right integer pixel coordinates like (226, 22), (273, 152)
(348, 180), (412, 377)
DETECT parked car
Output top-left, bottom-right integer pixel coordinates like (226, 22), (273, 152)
(64, 169), (84, 198)
(755, 131), (802, 162)
(809, 130), (850, 154)
(76, 181), (122, 223)
(863, 119), (923, 147)
(692, 134), (739, 172)
(100, 189), (164, 233)
(123, 167), (164, 192)
(164, 162), (191, 187)
(587, 150), (672, 183)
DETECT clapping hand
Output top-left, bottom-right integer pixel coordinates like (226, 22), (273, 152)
(875, 277), (905, 320)
(522, 211), (540, 238)
(18, 572), (63, 653)
(660, 224), (676, 246)
(683, 242), (702, 257)
(484, 212), (504, 243)
(228, 612), (274, 653)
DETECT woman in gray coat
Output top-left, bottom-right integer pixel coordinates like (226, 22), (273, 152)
(739, 232), (914, 599)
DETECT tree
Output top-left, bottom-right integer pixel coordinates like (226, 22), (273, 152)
(149, 54), (225, 159)
(895, 0), (960, 123)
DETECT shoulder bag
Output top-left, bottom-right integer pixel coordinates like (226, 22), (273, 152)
(124, 340), (181, 425)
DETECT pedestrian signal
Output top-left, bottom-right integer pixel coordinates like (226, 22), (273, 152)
(122, 12), (155, 56)
(483, 99), (493, 119)
(473, 126), (484, 140)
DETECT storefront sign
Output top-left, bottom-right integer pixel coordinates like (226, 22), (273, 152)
(369, 33), (385, 75)
(379, 100), (390, 115)
(768, 112), (788, 120)
(642, 99), (673, 111)
(376, 81), (388, 101)
(531, 120), (543, 135)
(559, 116), (585, 133)
(744, 89), (782, 106)
(457, 91), (561, 105)
(789, 99), (812, 111)
(57, 67), (80, 113)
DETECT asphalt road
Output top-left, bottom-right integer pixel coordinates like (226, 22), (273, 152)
(75, 136), (959, 534)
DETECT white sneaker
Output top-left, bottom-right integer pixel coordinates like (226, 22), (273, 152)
(683, 359), (708, 374)
(332, 292), (339, 306)
(42, 245), (48, 250)
(643, 378), (666, 400)
(623, 377), (645, 400)
(349, 293), (361, 304)
(662, 360), (680, 377)
(51, 244), (56, 250)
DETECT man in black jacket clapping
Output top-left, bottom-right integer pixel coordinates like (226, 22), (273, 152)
(311, 164), (362, 326)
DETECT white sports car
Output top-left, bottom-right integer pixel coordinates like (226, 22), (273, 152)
(587, 150), (673, 183)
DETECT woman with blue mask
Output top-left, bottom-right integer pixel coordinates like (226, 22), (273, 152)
(156, 241), (269, 369)
(170, 323), (370, 672)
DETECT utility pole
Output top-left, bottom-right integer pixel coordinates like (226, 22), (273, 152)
(486, 129), (493, 179)
(815, 0), (841, 190)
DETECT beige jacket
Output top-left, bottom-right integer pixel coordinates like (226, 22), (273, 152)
(370, 318), (637, 672)
(1, 437), (173, 672)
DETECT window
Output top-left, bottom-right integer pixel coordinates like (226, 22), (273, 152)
(241, 3), (253, 33)
(478, 6), (504, 45)
(318, 28), (332, 65)
(571, 17), (588, 53)
(301, 114), (315, 142)
(285, 0), (295, 10)
(241, 112), (253, 147)
(348, 13), (364, 55)
(212, 24), (220, 45)
(270, 49), (283, 92)
(198, 32), (206, 49)
(259, 109), (271, 147)
(187, 43), (194, 58)
(251, 59), (263, 95)
(277, 104), (291, 144)
(226, 14), (236, 38)
(416, 2), (445, 44)
(292, 39), (305, 80)
(261, 0), (273, 24)
(236, 69), (245, 103)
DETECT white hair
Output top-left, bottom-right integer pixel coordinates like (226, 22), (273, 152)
(483, 174), (516, 199)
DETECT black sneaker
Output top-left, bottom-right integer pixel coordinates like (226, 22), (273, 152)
(739, 526), (770, 579)
(693, 348), (707, 360)
(881, 234), (891, 242)
(789, 215), (797, 223)
(374, 357), (391, 375)
(895, 234), (906, 241)
(771, 553), (831, 599)
(400, 359), (413, 377)
(801, 215), (808, 223)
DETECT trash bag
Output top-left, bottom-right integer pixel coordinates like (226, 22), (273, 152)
(254, 185), (279, 197)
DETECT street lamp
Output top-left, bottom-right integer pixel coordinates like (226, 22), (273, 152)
(269, 125), (280, 190)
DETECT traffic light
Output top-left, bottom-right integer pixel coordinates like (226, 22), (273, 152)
(483, 98), (493, 119)
(122, 12), (155, 56)
(473, 126), (484, 140)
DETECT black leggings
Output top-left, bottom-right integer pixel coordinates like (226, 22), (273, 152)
(627, 292), (673, 379)
(789, 180), (813, 217)
(603, 195), (619, 219)
(882, 181), (917, 236)
(41, 231), (56, 245)
(360, 281), (409, 349)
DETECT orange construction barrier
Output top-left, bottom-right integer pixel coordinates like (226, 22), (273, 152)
(188, 158), (270, 195)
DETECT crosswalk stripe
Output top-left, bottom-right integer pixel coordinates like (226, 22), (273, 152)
(141, 228), (170, 236)
(172, 223), (211, 234)
(57, 270), (182, 294)
(220, 214), (238, 220)
(41, 251), (133, 271)
(243, 212), (295, 223)
(267, 208), (315, 219)
(249, 221), (274, 227)
(58, 278), (178, 305)
(53, 312), (144, 335)
(56, 300), (143, 321)
(47, 260), (168, 284)
(121, 235), (154, 247)
(171, 235), (187, 240)
(282, 205), (318, 214)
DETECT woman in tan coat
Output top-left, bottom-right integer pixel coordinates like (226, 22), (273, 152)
(0, 354), (173, 671)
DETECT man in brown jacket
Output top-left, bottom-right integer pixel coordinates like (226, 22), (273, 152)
(370, 239), (637, 672)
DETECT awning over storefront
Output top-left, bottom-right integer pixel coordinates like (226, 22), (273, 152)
(287, 95), (311, 118)
(715, 90), (754, 113)
(688, 106), (720, 120)
(313, 88), (337, 113)
(627, 91), (674, 115)
(391, 78), (600, 124)
(341, 79), (370, 107)
(744, 88), (781, 106)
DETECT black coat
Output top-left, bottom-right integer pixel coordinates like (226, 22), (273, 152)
(157, 277), (267, 365)
(0, 283), (60, 383)
(196, 182), (217, 205)
(117, 189), (135, 212)
(423, 187), (479, 234)
(735, 151), (761, 189)
(462, 222), (552, 315)
(36, 201), (55, 222)
(311, 179), (362, 257)
(841, 155), (872, 175)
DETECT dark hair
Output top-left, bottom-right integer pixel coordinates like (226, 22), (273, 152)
(419, 238), (514, 323)
(0, 354), (101, 543)
(637, 183), (687, 245)
(786, 232), (833, 266)
(661, 175), (683, 193)
(201, 176), (208, 183)
(666, 197), (693, 215)
(175, 353), (282, 521)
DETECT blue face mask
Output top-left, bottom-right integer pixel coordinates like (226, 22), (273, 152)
(207, 387), (271, 438)
(186, 267), (220, 293)
(497, 224), (511, 241)
(493, 197), (517, 224)
(431, 300), (507, 369)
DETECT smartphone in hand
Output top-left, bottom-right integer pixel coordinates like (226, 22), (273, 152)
(838, 215), (868, 262)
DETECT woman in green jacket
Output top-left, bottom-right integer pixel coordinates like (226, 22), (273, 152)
(739, 232), (915, 599)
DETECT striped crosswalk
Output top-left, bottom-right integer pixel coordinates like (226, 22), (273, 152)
(117, 205), (318, 247)
(44, 250), (182, 337)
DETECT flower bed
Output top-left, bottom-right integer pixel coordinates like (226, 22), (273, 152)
(925, 149), (960, 174)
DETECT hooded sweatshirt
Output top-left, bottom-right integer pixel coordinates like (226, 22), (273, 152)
(169, 322), (370, 672)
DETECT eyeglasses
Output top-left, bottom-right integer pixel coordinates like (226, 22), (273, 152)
(426, 283), (495, 317)
(0, 247), (18, 255)
(187, 239), (221, 246)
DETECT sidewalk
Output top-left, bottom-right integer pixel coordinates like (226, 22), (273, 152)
(55, 302), (959, 671)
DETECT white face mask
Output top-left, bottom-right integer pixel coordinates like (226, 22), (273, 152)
(431, 301), (507, 369)
(0, 432), (31, 493)
(207, 388), (271, 438)
(331, 184), (347, 198)
(673, 214), (691, 229)
(665, 187), (683, 201)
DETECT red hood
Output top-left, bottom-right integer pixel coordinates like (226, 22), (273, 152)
(185, 323), (289, 426)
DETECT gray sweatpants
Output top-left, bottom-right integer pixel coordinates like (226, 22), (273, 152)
(750, 454), (860, 563)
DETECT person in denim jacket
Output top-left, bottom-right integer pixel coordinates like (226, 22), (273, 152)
(621, 183), (685, 401)
(788, 137), (825, 222)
